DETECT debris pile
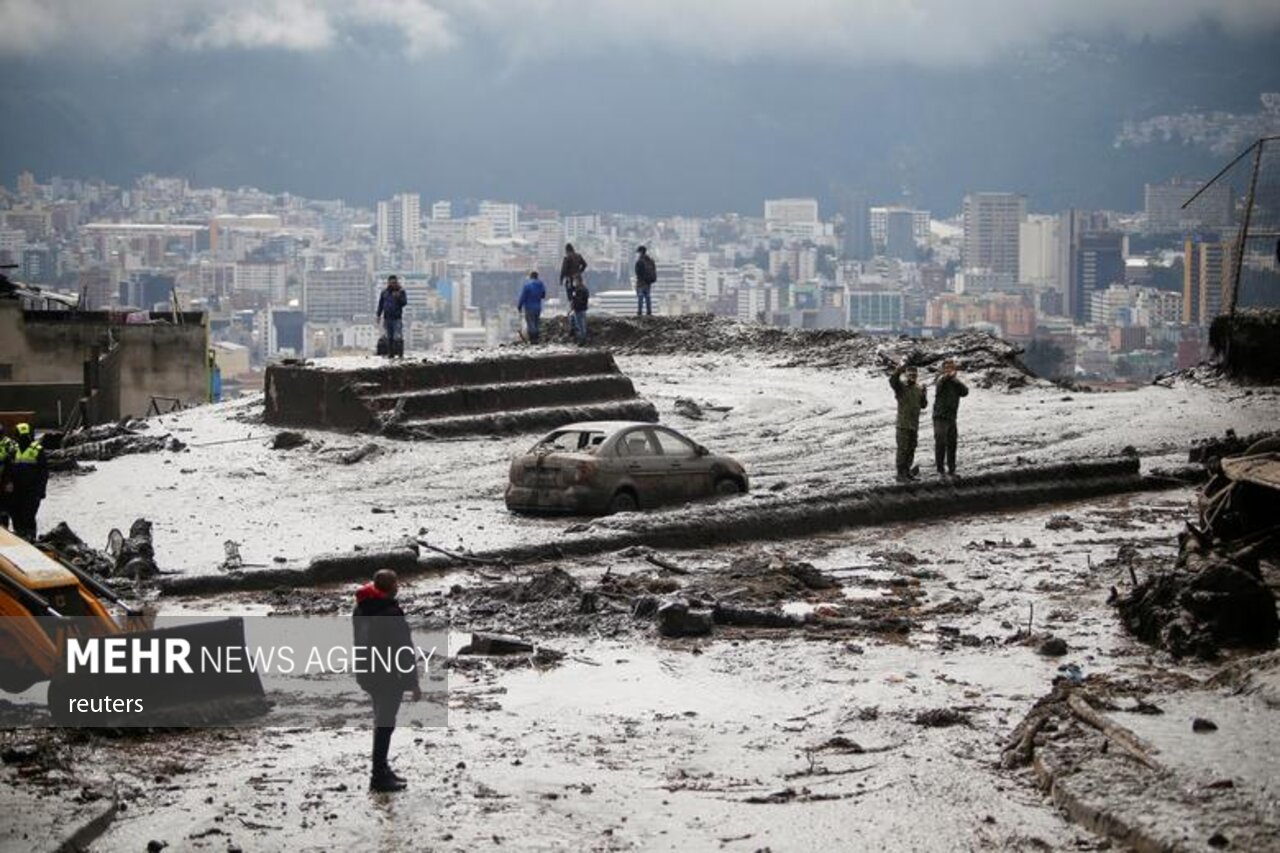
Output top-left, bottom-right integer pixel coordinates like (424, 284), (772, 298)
(49, 421), (185, 464)
(544, 314), (1034, 386)
(1114, 441), (1279, 659)
(38, 518), (159, 580)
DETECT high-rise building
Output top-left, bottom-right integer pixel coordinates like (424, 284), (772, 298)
(962, 192), (1026, 281)
(1145, 178), (1233, 234)
(883, 209), (917, 261)
(376, 193), (421, 249)
(479, 201), (519, 240)
(430, 200), (452, 220)
(303, 269), (374, 323)
(1183, 238), (1233, 326)
(848, 291), (904, 329)
(1019, 215), (1060, 288)
(840, 191), (872, 261)
(1073, 232), (1125, 323)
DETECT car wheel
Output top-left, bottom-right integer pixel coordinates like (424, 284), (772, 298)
(607, 490), (638, 514)
(715, 477), (743, 496)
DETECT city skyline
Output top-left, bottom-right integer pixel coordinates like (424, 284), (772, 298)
(2, 3), (1278, 215)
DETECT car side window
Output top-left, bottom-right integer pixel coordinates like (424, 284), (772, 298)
(616, 429), (659, 457)
(651, 429), (697, 457)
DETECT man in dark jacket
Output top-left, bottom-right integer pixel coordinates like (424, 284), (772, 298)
(375, 275), (408, 358)
(353, 569), (421, 792)
(634, 246), (657, 316)
(932, 359), (969, 477)
(889, 365), (928, 482)
(0, 425), (15, 530)
(569, 279), (590, 345)
(560, 243), (587, 306)
(2, 423), (47, 540)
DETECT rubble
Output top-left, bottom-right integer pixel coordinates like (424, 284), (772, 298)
(543, 314), (1035, 386)
(37, 518), (158, 580)
(1114, 444), (1279, 659)
(48, 421), (184, 463)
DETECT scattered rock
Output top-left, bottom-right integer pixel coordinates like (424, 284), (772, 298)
(1045, 515), (1084, 531)
(1192, 717), (1218, 733)
(462, 633), (535, 655)
(1038, 636), (1069, 657)
(655, 599), (714, 637)
(913, 708), (970, 728)
(673, 397), (704, 419)
(271, 430), (308, 450)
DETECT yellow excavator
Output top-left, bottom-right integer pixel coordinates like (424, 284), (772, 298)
(0, 527), (267, 726)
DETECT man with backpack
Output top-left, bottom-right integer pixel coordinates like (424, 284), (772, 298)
(560, 243), (588, 307)
(634, 245), (657, 317)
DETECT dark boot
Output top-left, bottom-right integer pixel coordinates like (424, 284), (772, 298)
(370, 772), (406, 792)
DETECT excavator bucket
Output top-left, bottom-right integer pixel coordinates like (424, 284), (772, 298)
(0, 528), (269, 727)
(48, 617), (270, 728)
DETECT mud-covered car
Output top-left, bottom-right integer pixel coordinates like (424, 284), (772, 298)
(505, 421), (749, 514)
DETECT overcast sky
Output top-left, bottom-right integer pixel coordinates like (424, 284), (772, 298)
(2, 0), (1279, 214)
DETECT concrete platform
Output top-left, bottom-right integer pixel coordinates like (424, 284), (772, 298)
(263, 349), (658, 436)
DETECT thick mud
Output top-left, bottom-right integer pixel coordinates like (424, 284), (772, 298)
(39, 352), (1280, 580)
(4, 491), (1227, 852)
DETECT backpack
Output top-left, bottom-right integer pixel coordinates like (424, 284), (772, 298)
(640, 256), (657, 284)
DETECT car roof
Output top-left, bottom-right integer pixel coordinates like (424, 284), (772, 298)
(548, 421), (667, 436)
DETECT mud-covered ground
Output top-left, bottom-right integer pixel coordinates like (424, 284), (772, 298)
(3, 491), (1213, 852)
(9, 332), (1280, 851)
(38, 349), (1280, 579)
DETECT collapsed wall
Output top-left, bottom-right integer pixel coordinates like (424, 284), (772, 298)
(263, 349), (658, 437)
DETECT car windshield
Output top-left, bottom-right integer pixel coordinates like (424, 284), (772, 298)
(531, 430), (607, 455)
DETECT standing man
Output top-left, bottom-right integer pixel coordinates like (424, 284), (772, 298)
(634, 245), (657, 317)
(517, 270), (547, 344)
(888, 365), (928, 482)
(2, 423), (47, 540)
(560, 243), (588, 307)
(0, 425), (15, 531)
(569, 278), (590, 346)
(353, 569), (421, 792)
(932, 359), (969, 477)
(376, 275), (408, 359)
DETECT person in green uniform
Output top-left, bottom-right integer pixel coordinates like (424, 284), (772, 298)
(889, 364), (927, 481)
(932, 359), (969, 477)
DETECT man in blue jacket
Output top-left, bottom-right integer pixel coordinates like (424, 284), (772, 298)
(376, 275), (408, 358)
(517, 271), (547, 343)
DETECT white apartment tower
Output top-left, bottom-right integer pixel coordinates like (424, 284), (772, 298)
(376, 193), (421, 249)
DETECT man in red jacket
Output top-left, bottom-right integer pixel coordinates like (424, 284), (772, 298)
(352, 569), (421, 792)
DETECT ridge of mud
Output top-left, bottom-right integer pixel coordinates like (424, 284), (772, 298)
(543, 314), (1034, 384)
(158, 458), (1160, 596)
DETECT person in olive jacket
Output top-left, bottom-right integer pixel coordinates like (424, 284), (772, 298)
(889, 364), (927, 481)
(932, 359), (969, 477)
(353, 569), (421, 792)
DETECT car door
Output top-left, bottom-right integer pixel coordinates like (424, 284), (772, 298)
(650, 427), (711, 500)
(614, 427), (667, 506)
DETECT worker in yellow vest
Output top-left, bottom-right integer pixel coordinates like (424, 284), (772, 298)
(2, 423), (47, 540)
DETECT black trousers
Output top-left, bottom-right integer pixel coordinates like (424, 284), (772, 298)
(370, 688), (403, 775)
(10, 497), (39, 541)
(933, 419), (958, 474)
(895, 427), (918, 475)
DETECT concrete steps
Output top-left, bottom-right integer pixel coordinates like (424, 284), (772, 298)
(264, 349), (657, 437)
